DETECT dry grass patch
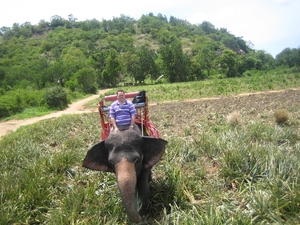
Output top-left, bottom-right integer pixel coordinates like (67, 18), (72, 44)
(274, 109), (289, 125)
(226, 111), (242, 126)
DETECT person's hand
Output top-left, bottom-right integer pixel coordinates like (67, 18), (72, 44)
(129, 125), (134, 130)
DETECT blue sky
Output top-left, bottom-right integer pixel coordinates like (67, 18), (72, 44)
(1, 0), (299, 57)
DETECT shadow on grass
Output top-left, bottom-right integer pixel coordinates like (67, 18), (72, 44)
(147, 176), (176, 221)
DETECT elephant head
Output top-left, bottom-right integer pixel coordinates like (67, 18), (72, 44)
(82, 130), (168, 223)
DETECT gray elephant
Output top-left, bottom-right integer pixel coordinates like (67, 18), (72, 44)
(82, 130), (168, 223)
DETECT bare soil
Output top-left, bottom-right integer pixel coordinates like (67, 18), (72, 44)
(1, 88), (299, 139)
(149, 88), (300, 133)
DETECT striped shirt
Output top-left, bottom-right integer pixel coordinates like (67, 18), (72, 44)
(109, 99), (137, 126)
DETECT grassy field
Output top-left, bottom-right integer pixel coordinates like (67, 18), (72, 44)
(1, 72), (300, 224)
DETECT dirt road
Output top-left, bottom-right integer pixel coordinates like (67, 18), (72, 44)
(0, 89), (111, 139)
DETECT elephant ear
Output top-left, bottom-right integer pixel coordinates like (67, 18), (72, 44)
(142, 137), (168, 169)
(82, 141), (113, 172)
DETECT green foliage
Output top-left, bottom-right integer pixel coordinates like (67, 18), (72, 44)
(1, 12), (288, 93)
(159, 40), (190, 82)
(0, 95), (21, 118)
(0, 89), (45, 119)
(44, 86), (68, 109)
(217, 49), (239, 77)
(66, 67), (97, 94)
(102, 49), (121, 87)
(192, 38), (219, 77)
(276, 47), (300, 68)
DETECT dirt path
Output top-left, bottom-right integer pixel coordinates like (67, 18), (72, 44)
(0, 89), (111, 139)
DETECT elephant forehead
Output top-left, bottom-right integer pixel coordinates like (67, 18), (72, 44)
(106, 131), (143, 147)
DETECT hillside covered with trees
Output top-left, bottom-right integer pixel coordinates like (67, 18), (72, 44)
(0, 13), (299, 118)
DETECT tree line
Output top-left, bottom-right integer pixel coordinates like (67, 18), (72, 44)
(1, 13), (299, 91)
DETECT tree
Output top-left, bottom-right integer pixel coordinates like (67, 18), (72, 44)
(194, 40), (218, 77)
(239, 55), (258, 72)
(73, 67), (97, 93)
(30, 57), (50, 89)
(217, 50), (238, 77)
(121, 50), (141, 83)
(0, 67), (5, 87)
(201, 21), (216, 34)
(50, 15), (66, 28)
(276, 48), (299, 68)
(102, 49), (121, 87)
(0, 26), (13, 39)
(67, 14), (77, 28)
(35, 20), (49, 34)
(138, 46), (160, 82)
(44, 86), (68, 109)
(137, 14), (167, 34)
(157, 28), (176, 44)
(46, 60), (64, 86)
(221, 36), (239, 52)
(62, 47), (87, 80)
(255, 50), (275, 70)
(190, 56), (205, 80)
(19, 22), (33, 38)
(159, 40), (189, 82)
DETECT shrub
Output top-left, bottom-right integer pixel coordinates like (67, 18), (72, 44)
(44, 86), (68, 109)
(226, 111), (242, 126)
(0, 98), (21, 118)
(0, 91), (23, 118)
(274, 109), (289, 125)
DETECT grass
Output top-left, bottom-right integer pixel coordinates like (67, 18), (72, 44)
(1, 90), (88, 121)
(2, 72), (299, 121)
(1, 72), (300, 224)
(104, 73), (300, 104)
(81, 73), (300, 121)
(2, 106), (56, 121)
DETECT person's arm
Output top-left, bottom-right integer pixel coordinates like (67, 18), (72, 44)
(109, 103), (118, 131)
(128, 101), (137, 130)
(129, 115), (136, 130)
(110, 117), (118, 131)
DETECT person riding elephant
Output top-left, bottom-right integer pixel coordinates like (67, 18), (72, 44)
(82, 130), (168, 223)
(110, 89), (140, 134)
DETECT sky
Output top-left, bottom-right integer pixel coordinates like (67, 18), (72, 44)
(1, 0), (299, 57)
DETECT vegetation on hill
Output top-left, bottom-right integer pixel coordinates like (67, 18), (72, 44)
(0, 13), (299, 119)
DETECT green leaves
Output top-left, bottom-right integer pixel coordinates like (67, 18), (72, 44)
(102, 49), (121, 87)
(44, 86), (68, 109)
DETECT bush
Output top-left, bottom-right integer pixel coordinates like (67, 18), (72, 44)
(274, 109), (289, 125)
(44, 86), (68, 109)
(0, 89), (45, 119)
(0, 97), (21, 118)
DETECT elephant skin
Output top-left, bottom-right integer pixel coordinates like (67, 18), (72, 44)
(82, 130), (168, 223)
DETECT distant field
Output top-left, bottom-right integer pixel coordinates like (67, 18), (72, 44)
(100, 72), (300, 103)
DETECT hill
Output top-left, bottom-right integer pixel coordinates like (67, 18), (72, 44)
(0, 13), (299, 120)
(0, 13), (291, 90)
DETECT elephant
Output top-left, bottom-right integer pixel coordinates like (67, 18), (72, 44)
(82, 130), (168, 223)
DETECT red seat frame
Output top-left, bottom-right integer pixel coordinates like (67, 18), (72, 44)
(98, 92), (160, 140)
